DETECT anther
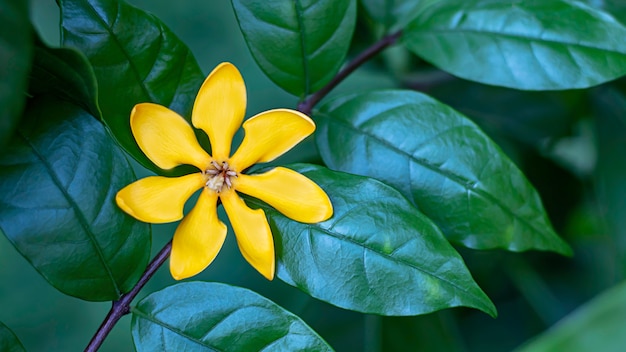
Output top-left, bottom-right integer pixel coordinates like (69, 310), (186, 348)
(225, 177), (232, 188)
(205, 169), (219, 175)
(226, 170), (237, 177)
(211, 160), (220, 169)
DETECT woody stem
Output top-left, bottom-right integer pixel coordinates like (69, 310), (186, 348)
(297, 30), (402, 115)
(84, 241), (172, 352)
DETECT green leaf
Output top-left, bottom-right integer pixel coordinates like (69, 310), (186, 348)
(0, 95), (151, 301)
(0, 321), (25, 352)
(60, 0), (204, 173)
(583, 0), (626, 25)
(253, 164), (496, 317)
(0, 0), (32, 150)
(232, 0), (357, 97)
(403, 0), (626, 90)
(315, 90), (571, 255)
(131, 282), (333, 351)
(516, 280), (626, 352)
(29, 36), (101, 119)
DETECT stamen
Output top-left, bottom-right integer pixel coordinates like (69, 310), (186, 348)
(204, 160), (237, 193)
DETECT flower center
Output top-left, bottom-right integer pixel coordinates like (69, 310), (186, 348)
(204, 160), (238, 193)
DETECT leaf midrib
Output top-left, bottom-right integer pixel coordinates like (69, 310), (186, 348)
(410, 26), (626, 54)
(17, 130), (121, 296)
(319, 109), (551, 240)
(74, 1), (155, 102)
(131, 309), (223, 352)
(259, 201), (486, 304)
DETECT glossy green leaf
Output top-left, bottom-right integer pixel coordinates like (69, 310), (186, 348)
(403, 0), (626, 90)
(132, 282), (333, 351)
(252, 164), (496, 317)
(29, 36), (100, 119)
(516, 280), (626, 352)
(360, 0), (423, 31)
(583, 0), (626, 25)
(232, 0), (356, 97)
(592, 87), (626, 269)
(60, 0), (204, 173)
(0, 95), (151, 301)
(0, 321), (25, 352)
(0, 0), (32, 150)
(315, 90), (571, 255)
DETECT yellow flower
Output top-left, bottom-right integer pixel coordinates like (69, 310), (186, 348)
(115, 62), (333, 280)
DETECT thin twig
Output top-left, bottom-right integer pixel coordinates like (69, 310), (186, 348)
(85, 241), (172, 352)
(297, 30), (402, 115)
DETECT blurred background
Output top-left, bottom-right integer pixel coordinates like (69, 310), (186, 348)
(2, 0), (623, 351)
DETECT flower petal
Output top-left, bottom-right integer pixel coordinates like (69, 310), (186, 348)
(192, 62), (246, 161)
(131, 103), (211, 170)
(115, 173), (205, 223)
(170, 189), (227, 280)
(236, 167), (333, 223)
(220, 190), (274, 280)
(229, 109), (315, 171)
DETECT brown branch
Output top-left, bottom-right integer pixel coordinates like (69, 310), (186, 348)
(84, 241), (172, 352)
(297, 30), (402, 115)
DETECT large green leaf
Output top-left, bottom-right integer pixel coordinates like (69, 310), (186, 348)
(251, 164), (496, 317)
(0, 321), (25, 352)
(60, 0), (204, 173)
(315, 90), (571, 255)
(0, 0), (32, 150)
(0, 95), (151, 301)
(516, 280), (626, 352)
(403, 0), (626, 90)
(29, 36), (100, 119)
(131, 282), (333, 351)
(232, 0), (356, 97)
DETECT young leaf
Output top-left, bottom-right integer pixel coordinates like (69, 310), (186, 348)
(29, 36), (101, 119)
(232, 0), (357, 97)
(131, 282), (333, 351)
(0, 321), (25, 352)
(315, 90), (571, 255)
(60, 0), (204, 173)
(251, 164), (496, 317)
(515, 281), (626, 352)
(0, 95), (151, 301)
(0, 0), (32, 150)
(403, 0), (626, 90)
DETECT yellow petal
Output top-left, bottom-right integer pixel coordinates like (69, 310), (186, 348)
(220, 190), (275, 280)
(115, 173), (205, 223)
(236, 167), (333, 223)
(229, 109), (315, 171)
(192, 62), (246, 161)
(131, 103), (211, 170)
(170, 189), (227, 280)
